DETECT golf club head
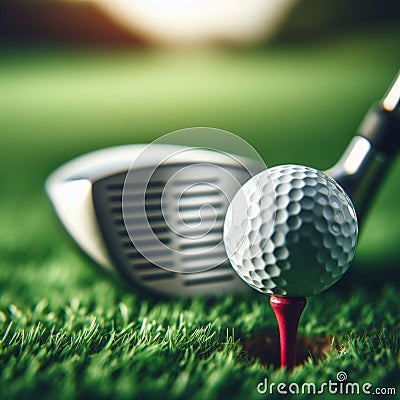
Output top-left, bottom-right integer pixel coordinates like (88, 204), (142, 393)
(46, 144), (265, 297)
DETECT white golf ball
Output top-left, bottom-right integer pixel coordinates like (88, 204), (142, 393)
(223, 165), (358, 297)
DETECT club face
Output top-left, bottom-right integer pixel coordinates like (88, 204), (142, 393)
(46, 144), (265, 297)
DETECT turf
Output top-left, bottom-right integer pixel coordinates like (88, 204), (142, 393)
(0, 25), (399, 399)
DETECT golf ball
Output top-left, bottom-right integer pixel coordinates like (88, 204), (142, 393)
(223, 165), (358, 297)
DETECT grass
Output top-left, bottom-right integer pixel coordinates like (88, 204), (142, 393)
(0, 24), (399, 399)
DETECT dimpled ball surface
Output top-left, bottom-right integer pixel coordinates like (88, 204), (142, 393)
(223, 165), (358, 297)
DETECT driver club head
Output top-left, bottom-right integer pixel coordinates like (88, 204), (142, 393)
(46, 144), (265, 297)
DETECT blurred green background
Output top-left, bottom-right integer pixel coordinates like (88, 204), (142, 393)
(0, 1), (399, 267)
(0, 1), (399, 399)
